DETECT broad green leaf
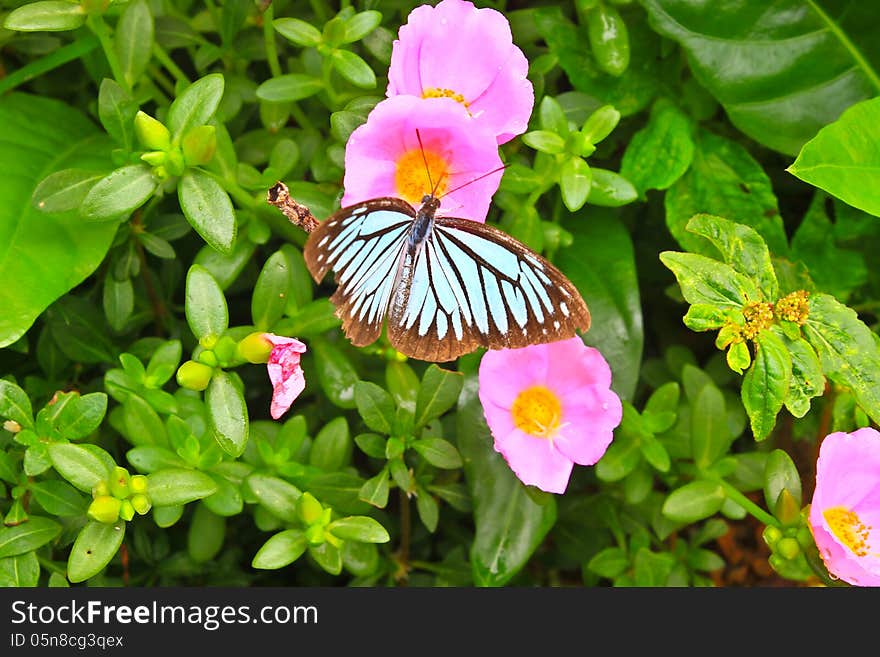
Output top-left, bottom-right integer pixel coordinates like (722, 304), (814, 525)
(81, 164), (157, 221)
(683, 305), (727, 332)
(246, 473), (302, 522)
(32, 168), (104, 214)
(206, 372), (249, 457)
(30, 481), (87, 517)
(328, 516), (390, 543)
(742, 330), (792, 441)
(252, 529), (308, 569)
(122, 394), (166, 446)
(53, 392), (107, 441)
(4, 1), (85, 32)
(0, 551), (39, 587)
(115, 0), (153, 88)
(559, 157), (592, 211)
(252, 250), (290, 330)
(415, 365), (464, 429)
(125, 446), (187, 473)
(522, 130), (565, 154)
(167, 73), (225, 138)
(309, 542), (342, 575)
(640, 434), (671, 473)
(309, 417), (351, 472)
(146, 469), (218, 506)
(412, 438), (463, 470)
(686, 215), (778, 300)
(415, 490), (439, 532)
(804, 293), (880, 424)
(178, 170), (236, 254)
(645, 381), (681, 419)
(385, 361), (419, 411)
(557, 210), (643, 400)
(0, 517), (61, 558)
(185, 265), (228, 341)
(0, 380), (34, 429)
(152, 505), (184, 528)
(595, 432), (640, 482)
(354, 382), (395, 434)
(620, 99), (694, 195)
(359, 470), (389, 508)
(764, 449), (803, 510)
(98, 78), (137, 150)
(660, 252), (758, 308)
(587, 546), (629, 579)
(662, 480), (725, 523)
(779, 331), (825, 419)
(331, 50), (376, 88)
(273, 18), (322, 47)
(311, 339), (359, 409)
(194, 238), (255, 290)
(0, 93), (115, 348)
(343, 10), (382, 43)
(67, 520), (125, 583)
(256, 74), (324, 102)
(187, 504), (225, 563)
(585, 169), (638, 207)
(665, 130), (787, 256)
(642, 0), (880, 155)
(458, 377), (556, 587)
(48, 443), (112, 493)
(47, 295), (117, 363)
(690, 384), (728, 469)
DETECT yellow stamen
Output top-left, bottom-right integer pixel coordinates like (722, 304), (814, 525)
(741, 301), (774, 340)
(775, 289), (810, 325)
(422, 87), (470, 108)
(824, 506), (872, 557)
(511, 386), (562, 438)
(394, 148), (448, 204)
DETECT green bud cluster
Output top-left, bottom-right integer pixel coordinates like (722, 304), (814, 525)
(134, 111), (217, 180)
(87, 467), (151, 524)
(297, 493), (340, 548)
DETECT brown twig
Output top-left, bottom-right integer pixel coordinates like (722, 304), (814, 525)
(266, 182), (319, 233)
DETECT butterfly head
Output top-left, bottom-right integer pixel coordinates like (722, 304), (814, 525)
(420, 194), (441, 214)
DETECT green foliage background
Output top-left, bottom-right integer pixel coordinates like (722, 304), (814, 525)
(0, 0), (879, 587)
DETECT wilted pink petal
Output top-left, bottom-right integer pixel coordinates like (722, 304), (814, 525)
(387, 0), (533, 144)
(809, 427), (880, 586)
(342, 95), (503, 222)
(478, 337), (622, 494)
(263, 334), (307, 420)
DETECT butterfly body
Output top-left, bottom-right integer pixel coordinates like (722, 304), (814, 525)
(303, 194), (590, 362)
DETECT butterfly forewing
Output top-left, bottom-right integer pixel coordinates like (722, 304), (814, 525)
(386, 216), (591, 361)
(304, 198), (415, 347)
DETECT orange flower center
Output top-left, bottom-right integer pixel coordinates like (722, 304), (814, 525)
(824, 506), (872, 557)
(394, 148), (448, 205)
(511, 386), (562, 438)
(422, 87), (470, 108)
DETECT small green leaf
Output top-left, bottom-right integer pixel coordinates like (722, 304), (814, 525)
(206, 371), (249, 457)
(311, 339), (359, 409)
(167, 73), (225, 138)
(539, 95), (569, 134)
(187, 504), (225, 563)
(331, 50), (376, 88)
(415, 365), (463, 429)
(122, 394), (166, 446)
(0, 380), (34, 429)
(355, 382), (395, 434)
(0, 551), (40, 587)
(4, 1), (86, 32)
(48, 443), (112, 493)
(273, 17), (322, 46)
(309, 542), (342, 575)
(595, 434), (641, 482)
(559, 157), (592, 212)
(98, 78), (137, 150)
(411, 438), (463, 469)
(185, 265), (228, 342)
(764, 449), (802, 510)
(145, 340), (182, 387)
(587, 546), (629, 579)
(67, 520), (125, 583)
(103, 275), (133, 331)
(522, 130), (565, 154)
(415, 490), (439, 532)
(0, 517), (61, 558)
(662, 480), (725, 523)
(32, 168), (104, 214)
(585, 168), (638, 207)
(252, 529), (308, 569)
(328, 516), (390, 543)
(385, 361), (419, 411)
(640, 434), (670, 473)
(146, 469), (218, 506)
(742, 330), (791, 441)
(358, 470), (389, 508)
(309, 417), (352, 472)
(690, 384), (728, 469)
(783, 336), (825, 419)
(80, 164), (156, 221)
(114, 0), (153, 88)
(152, 505), (184, 528)
(587, 2), (630, 76)
(246, 473), (302, 522)
(252, 251), (290, 331)
(178, 170), (236, 254)
(620, 99), (694, 194)
(343, 11), (382, 43)
(256, 74), (324, 102)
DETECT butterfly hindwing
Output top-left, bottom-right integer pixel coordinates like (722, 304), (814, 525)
(303, 198), (415, 347)
(386, 216), (591, 361)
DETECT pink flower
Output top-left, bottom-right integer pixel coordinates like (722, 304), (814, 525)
(264, 334), (307, 420)
(342, 95), (503, 222)
(809, 427), (880, 586)
(478, 337), (623, 494)
(387, 0), (533, 144)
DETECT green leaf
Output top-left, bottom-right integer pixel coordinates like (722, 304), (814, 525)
(0, 380), (34, 429)
(664, 130), (787, 256)
(152, 505), (184, 528)
(804, 293), (880, 424)
(47, 295), (117, 363)
(660, 252), (758, 309)
(103, 275), (133, 331)
(252, 250), (290, 330)
(620, 99), (694, 195)
(309, 542), (342, 575)
(256, 74), (324, 102)
(585, 168), (638, 207)
(411, 438), (463, 470)
(311, 339), (359, 409)
(67, 520), (125, 583)
(0, 517), (61, 558)
(125, 446), (186, 473)
(764, 449), (803, 510)
(557, 210), (643, 400)
(559, 157), (592, 212)
(343, 11), (382, 43)
(206, 371), (249, 457)
(185, 265), (228, 341)
(458, 377), (556, 587)
(53, 392), (107, 441)
(114, 0), (153, 89)
(686, 215), (778, 301)
(167, 73), (225, 138)
(640, 434), (671, 473)
(98, 78), (137, 150)
(32, 168), (104, 214)
(48, 443), (112, 493)
(354, 382), (395, 434)
(587, 546), (629, 579)
(187, 504), (225, 563)
(331, 50), (376, 88)
(354, 433), (386, 459)
(359, 469), (389, 508)
(309, 417), (351, 472)
(415, 490), (439, 533)
(4, 1), (85, 32)
(662, 480), (725, 523)
(0, 451), (18, 485)
(146, 469), (218, 506)
(783, 335), (825, 419)
(328, 516), (390, 543)
(0, 93), (116, 348)
(273, 18), (322, 47)
(81, 164), (157, 221)
(145, 340), (182, 387)
(178, 169), (236, 254)
(0, 551), (40, 587)
(385, 361), (419, 411)
(742, 330), (792, 441)
(415, 365), (464, 428)
(641, 0), (880, 155)
(587, 2), (629, 77)
(690, 384), (728, 469)
(122, 394), (166, 446)
(522, 130), (565, 154)
(596, 431), (640, 482)
(246, 473), (302, 522)
(252, 529), (308, 569)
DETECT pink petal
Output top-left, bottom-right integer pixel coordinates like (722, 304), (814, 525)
(494, 428), (573, 494)
(270, 368), (306, 420)
(545, 338), (613, 392)
(264, 333), (307, 351)
(478, 343), (549, 409)
(553, 388), (622, 466)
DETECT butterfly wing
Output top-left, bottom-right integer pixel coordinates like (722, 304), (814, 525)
(386, 217), (590, 362)
(303, 198), (415, 347)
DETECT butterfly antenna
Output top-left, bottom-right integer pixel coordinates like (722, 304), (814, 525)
(438, 163), (509, 200)
(415, 129), (435, 196)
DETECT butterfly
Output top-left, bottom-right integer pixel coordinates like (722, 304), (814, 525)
(301, 185), (591, 362)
